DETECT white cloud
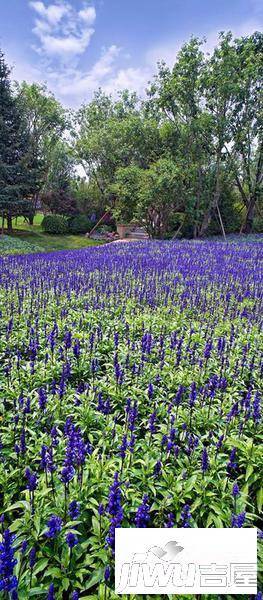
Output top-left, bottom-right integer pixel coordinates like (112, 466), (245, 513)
(29, 1), (70, 25)
(88, 45), (120, 80)
(102, 17), (263, 102)
(78, 5), (96, 25)
(104, 66), (151, 97)
(29, 1), (96, 60)
(14, 5), (263, 108)
(55, 45), (121, 97)
(34, 29), (95, 57)
(40, 46), (155, 104)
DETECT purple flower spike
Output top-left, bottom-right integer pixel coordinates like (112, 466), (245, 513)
(45, 515), (62, 539)
(135, 495), (150, 528)
(0, 529), (18, 593)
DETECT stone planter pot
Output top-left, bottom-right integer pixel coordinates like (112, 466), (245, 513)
(116, 223), (132, 239)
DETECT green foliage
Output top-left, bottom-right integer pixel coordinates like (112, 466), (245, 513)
(70, 179), (102, 217)
(145, 32), (263, 236)
(0, 50), (31, 229)
(253, 214), (263, 233)
(200, 32), (262, 234)
(41, 189), (77, 216)
(208, 186), (244, 235)
(68, 214), (92, 234)
(43, 140), (74, 194)
(75, 90), (162, 209)
(41, 214), (69, 234)
(18, 82), (67, 194)
(111, 165), (142, 223)
(1, 30), (262, 238)
(97, 224), (114, 234)
(0, 235), (43, 255)
(137, 158), (183, 237)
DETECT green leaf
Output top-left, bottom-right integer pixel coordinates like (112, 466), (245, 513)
(44, 567), (62, 578)
(212, 515), (224, 527)
(33, 558), (49, 576)
(206, 512), (214, 527)
(91, 516), (100, 535)
(4, 501), (31, 512)
(245, 464), (254, 481)
(257, 488), (263, 512)
(84, 568), (105, 591)
(62, 577), (70, 591)
(191, 498), (202, 511)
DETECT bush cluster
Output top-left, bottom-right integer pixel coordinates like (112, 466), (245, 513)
(41, 214), (69, 234)
(68, 214), (93, 234)
(42, 214), (94, 235)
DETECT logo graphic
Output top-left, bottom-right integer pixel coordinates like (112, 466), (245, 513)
(129, 540), (184, 566)
(148, 540), (184, 561)
(115, 528), (257, 594)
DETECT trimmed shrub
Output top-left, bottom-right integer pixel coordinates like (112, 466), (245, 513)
(68, 215), (92, 234)
(41, 214), (69, 234)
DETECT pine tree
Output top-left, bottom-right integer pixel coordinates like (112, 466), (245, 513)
(0, 50), (30, 233)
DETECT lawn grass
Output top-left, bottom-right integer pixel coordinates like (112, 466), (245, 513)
(6, 213), (102, 253)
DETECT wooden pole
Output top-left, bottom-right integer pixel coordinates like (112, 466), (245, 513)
(216, 203), (226, 241)
(87, 212), (110, 238)
(172, 220), (184, 240)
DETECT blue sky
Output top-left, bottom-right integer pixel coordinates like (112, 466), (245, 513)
(1, 0), (262, 106)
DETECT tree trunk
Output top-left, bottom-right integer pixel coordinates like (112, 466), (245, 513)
(240, 195), (256, 233)
(240, 141), (263, 233)
(7, 214), (12, 234)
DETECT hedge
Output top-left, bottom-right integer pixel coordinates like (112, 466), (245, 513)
(41, 215), (69, 234)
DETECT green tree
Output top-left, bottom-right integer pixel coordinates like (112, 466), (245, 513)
(70, 178), (103, 217)
(40, 142), (77, 216)
(137, 157), (184, 238)
(147, 38), (214, 237)
(43, 140), (74, 193)
(201, 32), (262, 235)
(227, 33), (262, 233)
(75, 89), (161, 209)
(0, 50), (30, 233)
(75, 90), (123, 201)
(18, 82), (67, 221)
(110, 165), (142, 223)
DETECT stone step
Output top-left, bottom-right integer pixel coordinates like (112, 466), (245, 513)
(127, 227), (149, 238)
(126, 233), (149, 239)
(131, 226), (147, 231)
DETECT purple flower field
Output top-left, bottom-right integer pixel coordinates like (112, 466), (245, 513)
(0, 240), (262, 599)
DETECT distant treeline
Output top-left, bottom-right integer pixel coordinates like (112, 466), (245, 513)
(0, 31), (262, 237)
